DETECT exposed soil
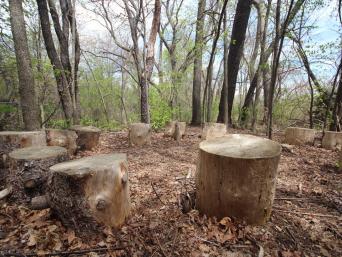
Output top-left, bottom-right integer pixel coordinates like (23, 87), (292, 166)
(0, 127), (341, 257)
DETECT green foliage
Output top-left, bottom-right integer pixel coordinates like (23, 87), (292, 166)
(46, 119), (70, 129)
(149, 85), (173, 129)
(0, 104), (16, 113)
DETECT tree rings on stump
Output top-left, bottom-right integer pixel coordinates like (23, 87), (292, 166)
(196, 134), (281, 225)
(71, 125), (101, 151)
(201, 123), (227, 140)
(47, 153), (130, 232)
(46, 129), (78, 155)
(7, 146), (68, 202)
(322, 131), (342, 150)
(129, 123), (151, 146)
(284, 127), (316, 145)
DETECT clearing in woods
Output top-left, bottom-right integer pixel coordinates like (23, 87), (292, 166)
(0, 127), (341, 256)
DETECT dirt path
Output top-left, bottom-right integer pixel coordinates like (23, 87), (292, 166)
(0, 127), (341, 256)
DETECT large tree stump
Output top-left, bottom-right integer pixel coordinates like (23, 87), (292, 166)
(322, 131), (342, 150)
(284, 127), (316, 145)
(201, 123), (227, 140)
(70, 126), (101, 151)
(46, 129), (78, 155)
(164, 121), (186, 141)
(47, 154), (130, 232)
(196, 135), (281, 225)
(128, 123), (151, 146)
(7, 146), (68, 202)
(0, 131), (46, 167)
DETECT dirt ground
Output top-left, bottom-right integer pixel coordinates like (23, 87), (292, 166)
(0, 127), (341, 257)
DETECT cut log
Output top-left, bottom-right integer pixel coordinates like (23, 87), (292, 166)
(70, 126), (101, 151)
(163, 121), (186, 140)
(0, 131), (47, 167)
(7, 146), (69, 202)
(47, 153), (130, 232)
(322, 131), (342, 150)
(129, 123), (151, 146)
(284, 127), (316, 145)
(201, 123), (227, 140)
(196, 135), (281, 225)
(46, 129), (78, 155)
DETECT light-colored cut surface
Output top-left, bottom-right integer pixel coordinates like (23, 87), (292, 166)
(71, 125), (101, 133)
(9, 146), (67, 160)
(200, 134), (281, 159)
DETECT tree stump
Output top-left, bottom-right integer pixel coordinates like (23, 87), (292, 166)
(128, 123), (151, 146)
(70, 126), (101, 151)
(201, 123), (227, 140)
(46, 129), (78, 155)
(47, 153), (130, 232)
(196, 135), (281, 225)
(163, 121), (186, 141)
(322, 131), (342, 150)
(284, 127), (316, 145)
(339, 151), (342, 172)
(7, 146), (68, 202)
(0, 131), (47, 167)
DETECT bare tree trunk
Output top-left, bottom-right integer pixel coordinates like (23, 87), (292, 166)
(191, 0), (206, 125)
(331, 55), (342, 131)
(9, 0), (41, 130)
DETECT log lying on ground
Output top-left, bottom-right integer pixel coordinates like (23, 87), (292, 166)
(129, 123), (151, 146)
(284, 127), (316, 145)
(0, 131), (47, 167)
(70, 125), (101, 151)
(201, 123), (227, 140)
(322, 131), (342, 150)
(47, 154), (130, 232)
(7, 146), (68, 202)
(46, 129), (78, 155)
(196, 135), (281, 225)
(163, 121), (186, 141)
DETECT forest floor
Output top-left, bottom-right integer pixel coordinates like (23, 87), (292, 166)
(0, 127), (341, 257)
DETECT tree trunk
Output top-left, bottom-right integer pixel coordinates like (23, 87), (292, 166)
(217, 0), (253, 126)
(191, 0), (206, 125)
(9, 0), (41, 130)
(196, 135), (281, 225)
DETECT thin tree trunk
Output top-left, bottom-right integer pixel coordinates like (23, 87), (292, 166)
(9, 0), (41, 130)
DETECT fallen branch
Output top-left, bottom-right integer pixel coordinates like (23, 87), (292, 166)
(151, 182), (168, 205)
(0, 187), (12, 200)
(273, 208), (341, 219)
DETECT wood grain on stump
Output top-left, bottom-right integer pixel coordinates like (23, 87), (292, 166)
(70, 125), (101, 151)
(7, 146), (68, 202)
(47, 154), (130, 232)
(196, 135), (281, 225)
(284, 127), (316, 145)
(129, 123), (151, 146)
(46, 129), (78, 155)
(201, 123), (227, 140)
(322, 131), (342, 150)
(0, 131), (46, 167)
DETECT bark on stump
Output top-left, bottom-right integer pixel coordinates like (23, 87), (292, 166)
(70, 126), (101, 151)
(46, 129), (78, 155)
(164, 121), (186, 141)
(201, 123), (227, 140)
(339, 151), (342, 172)
(47, 154), (130, 232)
(196, 135), (281, 225)
(129, 123), (151, 146)
(322, 131), (342, 150)
(0, 131), (47, 167)
(284, 127), (316, 145)
(7, 146), (68, 202)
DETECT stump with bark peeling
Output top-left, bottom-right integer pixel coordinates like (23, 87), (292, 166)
(129, 123), (151, 146)
(284, 127), (316, 145)
(0, 131), (47, 167)
(164, 121), (186, 141)
(46, 129), (78, 155)
(322, 131), (342, 150)
(196, 135), (281, 225)
(70, 125), (101, 151)
(201, 123), (227, 140)
(47, 154), (130, 232)
(7, 146), (68, 202)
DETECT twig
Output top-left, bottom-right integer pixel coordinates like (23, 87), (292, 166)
(0, 246), (126, 257)
(273, 208), (341, 219)
(151, 182), (167, 205)
(194, 235), (220, 247)
(155, 237), (168, 257)
(274, 197), (306, 201)
(285, 226), (297, 248)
